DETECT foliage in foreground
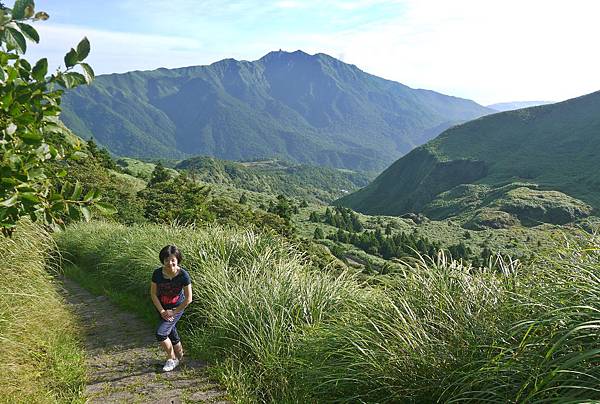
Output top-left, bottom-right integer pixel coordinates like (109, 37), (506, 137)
(55, 221), (600, 403)
(0, 0), (112, 236)
(0, 223), (85, 403)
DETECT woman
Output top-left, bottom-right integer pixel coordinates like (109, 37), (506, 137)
(150, 245), (193, 372)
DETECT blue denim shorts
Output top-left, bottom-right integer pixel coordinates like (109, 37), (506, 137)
(156, 309), (184, 344)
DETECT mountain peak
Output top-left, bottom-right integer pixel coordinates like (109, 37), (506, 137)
(259, 49), (313, 62)
(259, 49), (311, 60)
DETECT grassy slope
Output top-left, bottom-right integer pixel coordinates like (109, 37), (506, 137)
(338, 90), (600, 219)
(56, 221), (600, 403)
(0, 223), (85, 403)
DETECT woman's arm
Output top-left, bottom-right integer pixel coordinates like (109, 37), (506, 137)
(150, 282), (165, 314)
(173, 284), (192, 315)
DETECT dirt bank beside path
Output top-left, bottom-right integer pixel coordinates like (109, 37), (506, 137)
(60, 277), (230, 403)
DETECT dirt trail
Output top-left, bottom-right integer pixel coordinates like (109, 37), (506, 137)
(60, 277), (230, 403)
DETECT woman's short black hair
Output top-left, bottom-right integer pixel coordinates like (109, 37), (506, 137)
(159, 245), (183, 264)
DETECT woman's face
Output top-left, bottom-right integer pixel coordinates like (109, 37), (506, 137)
(163, 254), (179, 272)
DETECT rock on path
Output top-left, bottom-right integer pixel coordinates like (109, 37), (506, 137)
(60, 277), (230, 403)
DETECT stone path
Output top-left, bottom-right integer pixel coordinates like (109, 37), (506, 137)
(60, 278), (230, 403)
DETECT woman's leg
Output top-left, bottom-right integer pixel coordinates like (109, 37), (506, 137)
(169, 323), (184, 360)
(173, 342), (183, 360)
(156, 322), (176, 360)
(156, 311), (184, 360)
(160, 338), (176, 360)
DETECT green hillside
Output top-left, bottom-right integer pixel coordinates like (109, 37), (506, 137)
(60, 50), (492, 171)
(337, 90), (600, 225)
(175, 156), (372, 203)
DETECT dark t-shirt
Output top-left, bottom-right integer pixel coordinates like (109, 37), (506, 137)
(151, 267), (191, 309)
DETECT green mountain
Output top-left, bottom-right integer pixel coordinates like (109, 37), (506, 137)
(337, 91), (600, 226)
(60, 50), (492, 171)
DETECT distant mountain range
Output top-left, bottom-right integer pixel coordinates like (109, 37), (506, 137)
(60, 50), (492, 171)
(486, 101), (554, 111)
(337, 91), (600, 227)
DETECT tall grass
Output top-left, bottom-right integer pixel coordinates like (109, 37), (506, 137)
(0, 222), (85, 403)
(55, 221), (600, 402)
(444, 234), (600, 402)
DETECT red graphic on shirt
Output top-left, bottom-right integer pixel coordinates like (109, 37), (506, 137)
(157, 282), (182, 306)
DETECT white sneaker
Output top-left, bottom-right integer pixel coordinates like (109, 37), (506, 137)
(162, 358), (179, 372)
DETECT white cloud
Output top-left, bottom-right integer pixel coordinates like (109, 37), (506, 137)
(284, 0), (600, 104)
(329, 0), (402, 10)
(275, 1), (306, 9)
(27, 24), (213, 74)
(26, 0), (600, 104)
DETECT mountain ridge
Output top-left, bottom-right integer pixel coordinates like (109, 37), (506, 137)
(60, 50), (493, 171)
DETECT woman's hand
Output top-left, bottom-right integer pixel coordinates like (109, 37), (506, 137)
(160, 309), (175, 322)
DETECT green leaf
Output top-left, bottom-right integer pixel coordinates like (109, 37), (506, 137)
(17, 23), (39, 43)
(11, 0), (34, 20)
(48, 145), (58, 158)
(71, 151), (88, 160)
(31, 58), (48, 81)
(68, 205), (80, 220)
(1, 177), (17, 186)
(76, 37), (90, 61)
(61, 182), (73, 198)
(95, 202), (117, 215)
(80, 62), (95, 84)
(80, 206), (91, 222)
(27, 168), (45, 180)
(34, 11), (49, 21)
(0, 67), (5, 82)
(20, 192), (40, 203)
(62, 72), (86, 88)
(83, 189), (95, 202)
(64, 48), (78, 68)
(50, 201), (66, 213)
(17, 129), (43, 142)
(0, 194), (18, 207)
(70, 181), (82, 200)
(19, 58), (31, 71)
(49, 192), (63, 202)
(5, 27), (27, 54)
(24, 4), (35, 18)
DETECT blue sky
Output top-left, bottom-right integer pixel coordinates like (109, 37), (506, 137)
(26, 0), (600, 105)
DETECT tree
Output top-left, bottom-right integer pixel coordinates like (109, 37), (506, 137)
(238, 193), (247, 204)
(313, 227), (324, 240)
(268, 194), (294, 221)
(86, 138), (116, 170)
(148, 162), (170, 186)
(0, 0), (111, 236)
(324, 207), (333, 224)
